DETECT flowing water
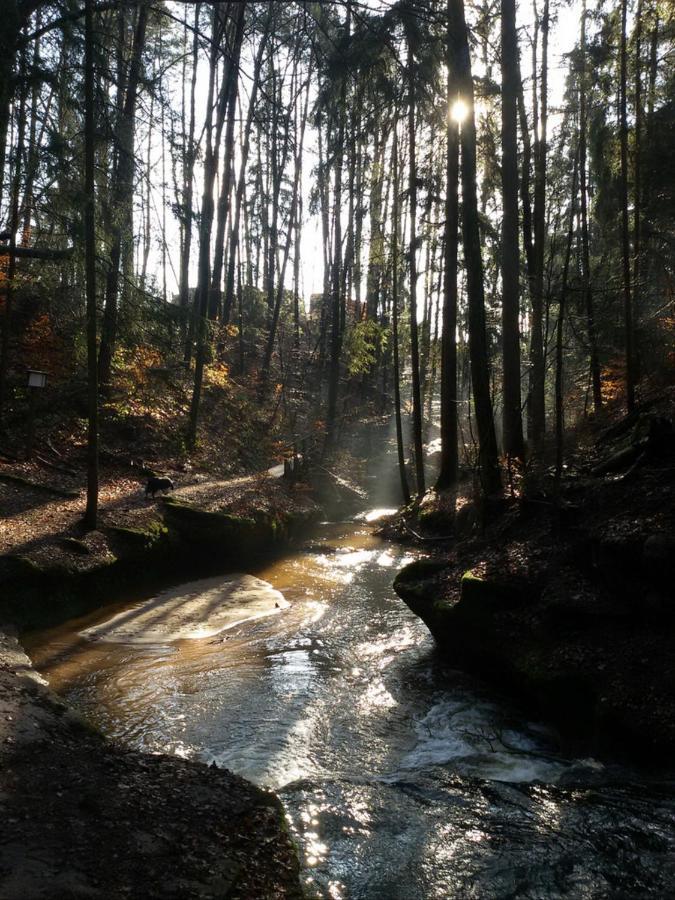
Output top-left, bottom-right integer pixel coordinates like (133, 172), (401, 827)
(26, 515), (675, 899)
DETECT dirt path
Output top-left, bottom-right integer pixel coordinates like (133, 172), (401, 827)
(0, 455), (301, 575)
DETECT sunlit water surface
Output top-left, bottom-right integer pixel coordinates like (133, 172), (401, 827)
(27, 519), (675, 898)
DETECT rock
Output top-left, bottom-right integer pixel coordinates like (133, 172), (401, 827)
(0, 629), (302, 898)
(80, 574), (289, 643)
(459, 569), (524, 612)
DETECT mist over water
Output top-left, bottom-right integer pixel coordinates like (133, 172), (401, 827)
(27, 518), (675, 899)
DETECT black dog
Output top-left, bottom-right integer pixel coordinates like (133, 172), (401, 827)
(145, 476), (175, 498)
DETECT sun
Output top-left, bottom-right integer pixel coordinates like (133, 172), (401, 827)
(450, 98), (469, 124)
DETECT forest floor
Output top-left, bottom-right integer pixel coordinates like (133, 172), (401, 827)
(0, 446), (308, 575)
(392, 384), (675, 760)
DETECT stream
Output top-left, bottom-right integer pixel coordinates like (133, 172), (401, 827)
(26, 514), (675, 899)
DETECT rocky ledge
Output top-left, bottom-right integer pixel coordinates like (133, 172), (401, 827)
(0, 474), (320, 631)
(394, 413), (675, 761)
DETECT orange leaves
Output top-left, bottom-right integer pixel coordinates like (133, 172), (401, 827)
(601, 358), (628, 404)
(21, 313), (72, 379)
(204, 361), (230, 389)
(116, 346), (163, 383)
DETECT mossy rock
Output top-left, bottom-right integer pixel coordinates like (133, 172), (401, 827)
(162, 497), (271, 558)
(394, 558), (450, 588)
(394, 560), (449, 603)
(106, 522), (169, 557)
(57, 537), (91, 555)
(459, 569), (524, 612)
(418, 506), (455, 533)
(393, 559), (456, 634)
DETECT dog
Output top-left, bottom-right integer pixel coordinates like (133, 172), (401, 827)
(145, 476), (175, 498)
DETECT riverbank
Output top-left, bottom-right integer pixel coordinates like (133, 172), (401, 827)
(393, 399), (675, 761)
(0, 463), (320, 899)
(0, 460), (320, 630)
(0, 630), (302, 899)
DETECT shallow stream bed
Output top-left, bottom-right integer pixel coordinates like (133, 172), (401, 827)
(26, 516), (675, 898)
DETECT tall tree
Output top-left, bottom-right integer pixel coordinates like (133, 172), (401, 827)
(391, 118), (411, 504)
(452, 0), (501, 494)
(178, 3), (200, 351)
(555, 147), (579, 480)
(83, 0), (98, 529)
(0, 43), (26, 426)
(223, 12), (270, 325)
(500, 0), (525, 459)
(619, 0), (636, 412)
(97, 1), (149, 389)
(528, 0), (549, 446)
(632, 0), (644, 365)
(405, 17), (425, 496)
(209, 6), (246, 322)
(437, 0), (461, 491)
(579, 0), (602, 414)
(260, 66), (312, 392)
(187, 3), (246, 448)
(325, 6), (350, 448)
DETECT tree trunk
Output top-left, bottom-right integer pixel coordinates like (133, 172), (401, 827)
(209, 4), (246, 321)
(437, 10), (460, 491)
(579, 0), (602, 414)
(633, 0), (643, 357)
(392, 120), (410, 505)
(98, 1), (149, 389)
(620, 0), (636, 412)
(407, 32), (425, 496)
(365, 118), (386, 320)
(0, 1), (21, 216)
(21, 9), (40, 245)
(516, 62), (535, 284)
(555, 148), (579, 480)
(500, 0), (525, 460)
(325, 58), (348, 446)
(452, 0), (501, 494)
(83, 0), (98, 529)
(260, 67), (311, 395)
(140, 48), (155, 287)
(316, 112), (331, 374)
(187, 4), (241, 448)
(223, 15), (269, 325)
(0, 46), (26, 426)
(180, 3), (201, 359)
(527, 0), (548, 446)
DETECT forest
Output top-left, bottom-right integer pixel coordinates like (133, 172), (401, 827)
(0, 0), (674, 898)
(0, 0), (671, 507)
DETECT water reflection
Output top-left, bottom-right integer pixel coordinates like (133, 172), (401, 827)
(25, 519), (675, 899)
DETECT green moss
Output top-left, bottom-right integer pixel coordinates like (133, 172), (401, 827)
(107, 522), (168, 554)
(418, 505), (455, 533)
(460, 569), (520, 611)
